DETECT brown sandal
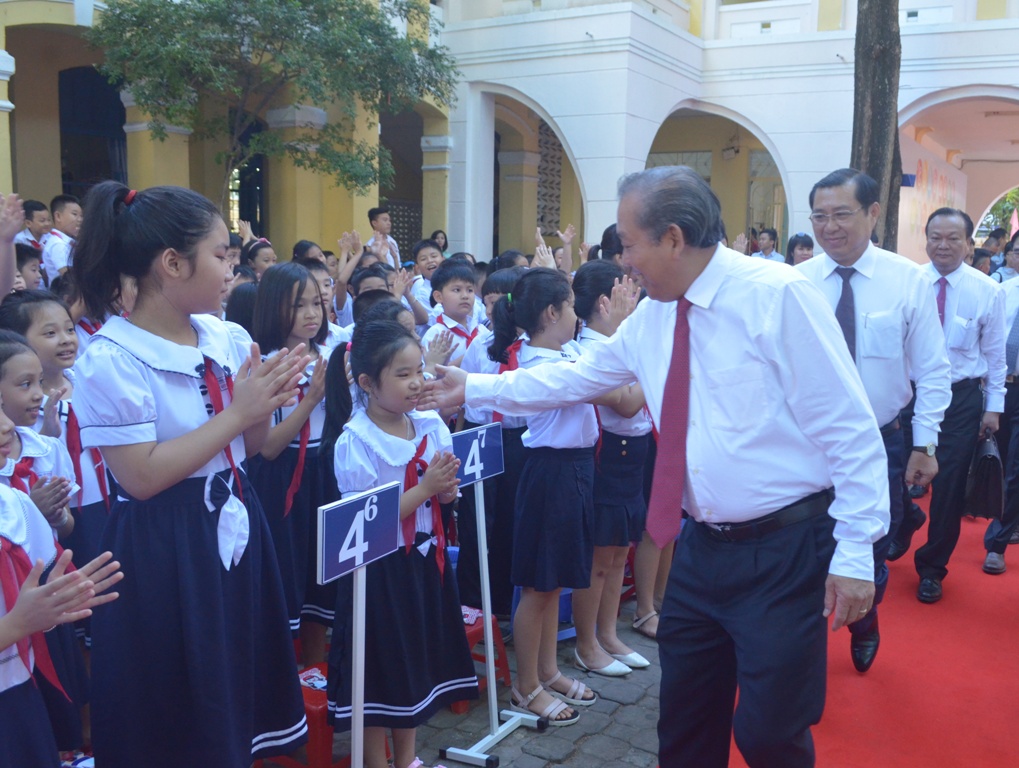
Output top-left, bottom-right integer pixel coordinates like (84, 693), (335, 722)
(633, 610), (659, 639)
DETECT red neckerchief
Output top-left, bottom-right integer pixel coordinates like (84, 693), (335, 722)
(438, 315), (478, 348)
(493, 339), (523, 423)
(65, 405), (110, 512)
(10, 456), (37, 495)
(402, 435), (445, 581)
(202, 357), (244, 501)
(283, 388), (310, 517)
(29, 239), (41, 250)
(0, 539), (70, 699)
(77, 318), (103, 336)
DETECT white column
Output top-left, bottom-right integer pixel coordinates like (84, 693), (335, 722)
(449, 84), (495, 256)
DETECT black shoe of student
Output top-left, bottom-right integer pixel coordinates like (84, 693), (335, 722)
(850, 622), (880, 674)
(917, 577), (943, 604)
(887, 510), (927, 562)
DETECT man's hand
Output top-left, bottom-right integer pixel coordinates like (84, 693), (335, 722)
(980, 411), (1000, 436)
(418, 365), (468, 412)
(905, 451), (938, 487)
(824, 574), (875, 631)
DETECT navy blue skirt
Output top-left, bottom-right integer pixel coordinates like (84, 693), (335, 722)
(327, 537), (479, 729)
(511, 446), (594, 592)
(249, 445), (340, 631)
(34, 621), (88, 751)
(89, 469), (307, 768)
(593, 432), (650, 547)
(63, 498), (109, 647)
(0, 679), (59, 767)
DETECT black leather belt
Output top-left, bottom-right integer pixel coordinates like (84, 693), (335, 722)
(879, 418), (900, 439)
(701, 488), (833, 543)
(951, 377), (981, 391)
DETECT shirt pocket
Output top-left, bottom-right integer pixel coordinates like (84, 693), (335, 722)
(705, 361), (768, 433)
(859, 310), (902, 359)
(946, 315), (977, 351)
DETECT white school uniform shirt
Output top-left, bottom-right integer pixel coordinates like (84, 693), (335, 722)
(266, 346), (332, 450)
(33, 369), (104, 507)
(420, 313), (491, 366)
(992, 266), (1018, 284)
(323, 322), (350, 351)
(459, 337), (527, 429)
(334, 295), (354, 328)
(923, 262), (1006, 412)
(750, 250), (785, 263)
(797, 243), (952, 446)
(74, 317), (106, 359)
(428, 301), (488, 332)
(1002, 279), (1019, 376)
(42, 229), (74, 278)
(364, 234), (400, 267)
(411, 275), (432, 308)
(13, 229), (48, 251)
(0, 483), (57, 692)
(334, 408), (451, 548)
(73, 314), (253, 569)
(465, 244), (889, 582)
(576, 326), (652, 437)
(516, 340), (599, 450)
(0, 428), (80, 499)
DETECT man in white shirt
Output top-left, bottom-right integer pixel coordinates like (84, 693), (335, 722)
(364, 206), (400, 267)
(749, 227), (783, 262)
(910, 209), (1005, 588)
(422, 166), (889, 768)
(987, 277), (1019, 567)
(798, 169), (951, 672)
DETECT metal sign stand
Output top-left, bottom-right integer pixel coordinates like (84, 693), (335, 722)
(441, 424), (546, 768)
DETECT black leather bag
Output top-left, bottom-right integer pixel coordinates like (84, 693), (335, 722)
(964, 431), (1004, 520)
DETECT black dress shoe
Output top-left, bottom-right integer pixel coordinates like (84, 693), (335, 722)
(887, 510), (927, 562)
(850, 622), (880, 673)
(917, 577), (943, 604)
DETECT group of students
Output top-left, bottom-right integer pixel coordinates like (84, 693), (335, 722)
(0, 182), (674, 768)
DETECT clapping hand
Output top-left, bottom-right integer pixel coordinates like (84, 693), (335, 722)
(39, 386), (69, 439)
(231, 343), (310, 425)
(424, 330), (454, 370)
(421, 450), (461, 500)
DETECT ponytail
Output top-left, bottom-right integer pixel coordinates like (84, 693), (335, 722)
(572, 260), (623, 322)
(321, 349), (353, 454)
(488, 267), (570, 364)
(73, 181), (221, 321)
(488, 296), (517, 364)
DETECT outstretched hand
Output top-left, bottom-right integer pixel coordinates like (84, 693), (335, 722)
(418, 365), (468, 412)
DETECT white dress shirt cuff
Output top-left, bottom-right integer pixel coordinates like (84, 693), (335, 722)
(911, 425), (938, 448)
(985, 392), (1005, 414)
(829, 539), (875, 582)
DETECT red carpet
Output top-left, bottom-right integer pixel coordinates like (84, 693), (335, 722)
(730, 506), (1019, 767)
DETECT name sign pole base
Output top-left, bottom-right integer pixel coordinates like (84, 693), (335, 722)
(440, 711), (546, 767)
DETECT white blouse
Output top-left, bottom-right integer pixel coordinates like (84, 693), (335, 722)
(0, 427), (80, 499)
(576, 327), (653, 438)
(458, 337), (526, 429)
(517, 340), (599, 450)
(334, 408), (452, 548)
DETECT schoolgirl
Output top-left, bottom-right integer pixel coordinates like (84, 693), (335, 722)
(455, 266), (527, 615)
(240, 237), (278, 279)
(571, 260), (651, 674)
(249, 261), (337, 665)
(327, 319), (477, 768)
(70, 181), (308, 768)
(488, 267), (621, 725)
(0, 291), (113, 649)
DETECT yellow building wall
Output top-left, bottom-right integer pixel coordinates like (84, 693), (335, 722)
(817, 0), (844, 31)
(976, 0), (1007, 19)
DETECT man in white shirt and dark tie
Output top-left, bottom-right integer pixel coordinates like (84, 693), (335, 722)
(421, 166), (889, 768)
(910, 208), (1005, 588)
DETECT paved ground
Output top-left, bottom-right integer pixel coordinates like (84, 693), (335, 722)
(287, 598), (663, 768)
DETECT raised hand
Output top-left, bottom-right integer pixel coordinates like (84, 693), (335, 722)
(421, 450), (461, 498)
(557, 223), (576, 245)
(0, 194), (24, 243)
(391, 268), (412, 299)
(39, 387), (69, 439)
(237, 220), (254, 245)
(732, 232), (749, 254)
(534, 226), (546, 250)
(579, 242), (590, 262)
(305, 356), (328, 405)
(231, 342), (309, 425)
(424, 330), (454, 370)
(30, 476), (73, 525)
(532, 242), (556, 270)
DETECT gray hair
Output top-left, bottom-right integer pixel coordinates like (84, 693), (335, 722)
(617, 166), (725, 248)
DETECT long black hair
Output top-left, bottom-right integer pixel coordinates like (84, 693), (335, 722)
(0, 330), (36, 378)
(72, 181), (222, 321)
(0, 290), (74, 336)
(252, 262), (327, 354)
(489, 268), (571, 364)
(321, 349), (354, 454)
(571, 260), (624, 323)
(224, 282), (258, 335)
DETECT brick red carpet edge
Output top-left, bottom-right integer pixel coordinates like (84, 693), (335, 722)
(727, 500), (1019, 767)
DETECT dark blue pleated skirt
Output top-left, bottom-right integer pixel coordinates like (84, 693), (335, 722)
(34, 620), (88, 751)
(511, 446), (595, 591)
(63, 498), (109, 647)
(89, 469), (307, 768)
(0, 679), (59, 767)
(249, 444), (340, 631)
(593, 432), (650, 547)
(327, 537), (479, 729)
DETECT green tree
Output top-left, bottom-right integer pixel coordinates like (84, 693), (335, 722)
(980, 188), (1019, 236)
(89, 0), (459, 210)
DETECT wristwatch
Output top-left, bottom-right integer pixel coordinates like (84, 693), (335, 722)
(911, 443), (936, 457)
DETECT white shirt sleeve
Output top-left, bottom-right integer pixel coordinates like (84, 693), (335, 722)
(73, 343), (158, 447)
(333, 432), (381, 495)
(980, 285), (1007, 413)
(904, 276), (953, 447)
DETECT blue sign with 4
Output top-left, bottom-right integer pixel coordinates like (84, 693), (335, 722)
(317, 481), (401, 584)
(452, 423), (505, 486)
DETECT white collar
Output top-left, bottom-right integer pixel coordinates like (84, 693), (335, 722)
(344, 408), (446, 467)
(94, 314), (239, 378)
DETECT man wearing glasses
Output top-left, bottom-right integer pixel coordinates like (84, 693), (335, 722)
(797, 168), (952, 673)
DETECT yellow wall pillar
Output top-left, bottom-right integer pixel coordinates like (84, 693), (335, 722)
(0, 50), (14, 193)
(421, 126), (451, 239)
(265, 105), (330, 252)
(976, 0), (1007, 19)
(322, 106), (379, 249)
(559, 159), (584, 268)
(122, 92), (191, 190)
(817, 0), (844, 31)
(497, 150), (540, 254)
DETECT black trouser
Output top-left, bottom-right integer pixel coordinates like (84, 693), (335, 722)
(658, 509), (835, 768)
(985, 380), (1019, 554)
(914, 379), (983, 580)
(897, 393), (927, 539)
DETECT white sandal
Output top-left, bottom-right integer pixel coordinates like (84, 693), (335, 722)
(510, 684), (580, 726)
(633, 609), (659, 639)
(540, 670), (598, 706)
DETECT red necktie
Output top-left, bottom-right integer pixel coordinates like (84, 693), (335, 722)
(646, 298), (693, 548)
(283, 389), (310, 517)
(203, 357), (244, 502)
(936, 277), (947, 327)
(66, 406), (110, 512)
(0, 538), (70, 699)
(402, 436), (445, 581)
(29, 240), (41, 250)
(493, 339), (523, 424)
(10, 457), (38, 495)
(78, 319), (103, 336)
(439, 315), (478, 348)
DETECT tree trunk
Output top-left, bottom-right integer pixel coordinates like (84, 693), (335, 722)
(850, 0), (902, 252)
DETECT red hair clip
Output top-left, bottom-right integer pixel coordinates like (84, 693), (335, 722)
(124, 189), (138, 205)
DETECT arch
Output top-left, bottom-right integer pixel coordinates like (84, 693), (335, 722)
(976, 185), (1019, 231)
(654, 98), (793, 209)
(899, 84), (1019, 125)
